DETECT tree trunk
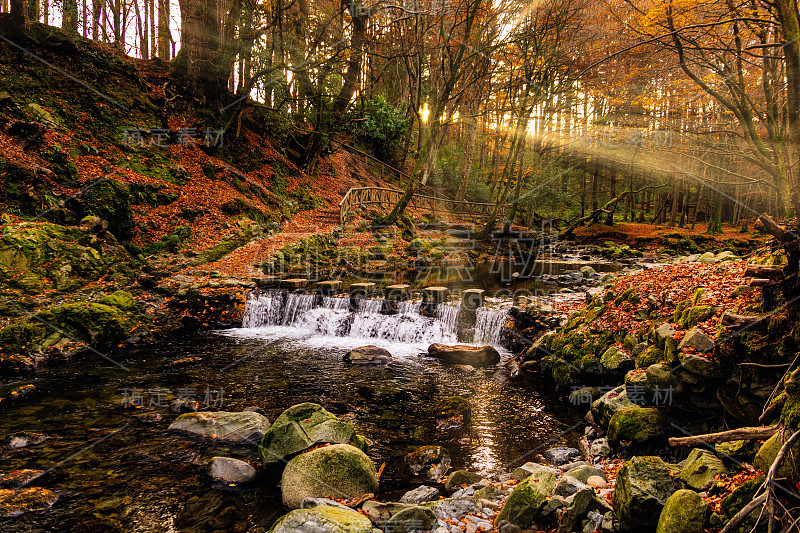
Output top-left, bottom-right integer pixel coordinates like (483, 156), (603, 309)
(158, 0), (170, 59)
(332, 11), (367, 121)
(457, 114), (478, 201)
(62, 0), (77, 33)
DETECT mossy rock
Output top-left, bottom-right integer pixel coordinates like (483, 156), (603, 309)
(406, 238), (433, 256)
(676, 305), (717, 329)
(384, 505), (438, 532)
(637, 346), (665, 368)
(540, 355), (579, 389)
(98, 290), (136, 311)
(280, 444), (378, 509)
(714, 440), (758, 464)
(494, 467), (557, 528)
(591, 385), (635, 430)
(601, 345), (634, 374)
(84, 178), (134, 240)
(754, 433), (800, 484)
(720, 477), (764, 518)
(259, 403), (365, 468)
(269, 505), (372, 533)
(608, 406), (668, 443)
(35, 301), (136, 350)
(0, 222), (128, 293)
(613, 456), (679, 532)
(445, 470), (482, 491)
(655, 489), (709, 533)
(679, 449), (727, 491)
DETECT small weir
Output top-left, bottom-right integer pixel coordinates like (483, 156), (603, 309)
(241, 288), (509, 347)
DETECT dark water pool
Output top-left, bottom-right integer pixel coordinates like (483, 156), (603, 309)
(0, 331), (581, 532)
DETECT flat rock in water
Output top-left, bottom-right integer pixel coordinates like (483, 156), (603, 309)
(406, 445), (451, 482)
(0, 469), (44, 489)
(0, 487), (59, 517)
(344, 345), (392, 365)
(168, 411), (270, 444)
(209, 457), (256, 484)
(542, 447), (582, 466)
(427, 344), (501, 367)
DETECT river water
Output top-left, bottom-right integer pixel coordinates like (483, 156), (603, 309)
(0, 288), (588, 532)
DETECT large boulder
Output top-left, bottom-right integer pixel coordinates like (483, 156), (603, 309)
(406, 445), (451, 482)
(259, 403), (365, 468)
(280, 444), (378, 509)
(613, 456), (679, 532)
(427, 343), (500, 367)
(655, 489), (708, 533)
(269, 505), (372, 533)
(679, 449), (727, 491)
(755, 432), (800, 484)
(607, 406), (669, 443)
(344, 345), (392, 365)
(591, 385), (635, 430)
(168, 411), (270, 444)
(494, 466), (557, 528)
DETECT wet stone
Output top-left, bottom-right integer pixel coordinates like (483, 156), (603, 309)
(208, 457), (256, 484)
(399, 485), (440, 504)
(0, 487), (59, 517)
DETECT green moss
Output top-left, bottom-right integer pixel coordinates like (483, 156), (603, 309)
(0, 322), (49, 353)
(35, 301), (135, 349)
(85, 178), (133, 240)
(636, 346), (665, 368)
(99, 290), (136, 311)
(607, 406), (668, 442)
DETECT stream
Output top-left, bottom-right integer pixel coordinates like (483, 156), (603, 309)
(0, 259), (624, 532)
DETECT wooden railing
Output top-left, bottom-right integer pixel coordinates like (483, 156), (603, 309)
(339, 186), (508, 226)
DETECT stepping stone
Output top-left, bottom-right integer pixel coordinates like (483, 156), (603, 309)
(350, 282), (376, 296)
(385, 284), (411, 300)
(314, 280), (342, 295)
(423, 286), (450, 302)
(461, 289), (485, 309)
(281, 278), (308, 290)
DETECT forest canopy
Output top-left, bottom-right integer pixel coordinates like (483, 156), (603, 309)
(1, 0), (799, 232)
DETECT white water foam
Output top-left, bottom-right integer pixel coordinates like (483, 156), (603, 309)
(233, 292), (508, 357)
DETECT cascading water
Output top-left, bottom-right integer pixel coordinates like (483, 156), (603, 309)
(239, 291), (508, 351)
(474, 306), (510, 346)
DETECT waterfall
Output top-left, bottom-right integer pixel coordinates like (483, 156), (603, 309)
(240, 292), (507, 347)
(436, 302), (461, 339)
(474, 307), (509, 346)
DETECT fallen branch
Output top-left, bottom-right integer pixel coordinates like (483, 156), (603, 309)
(669, 425), (779, 447)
